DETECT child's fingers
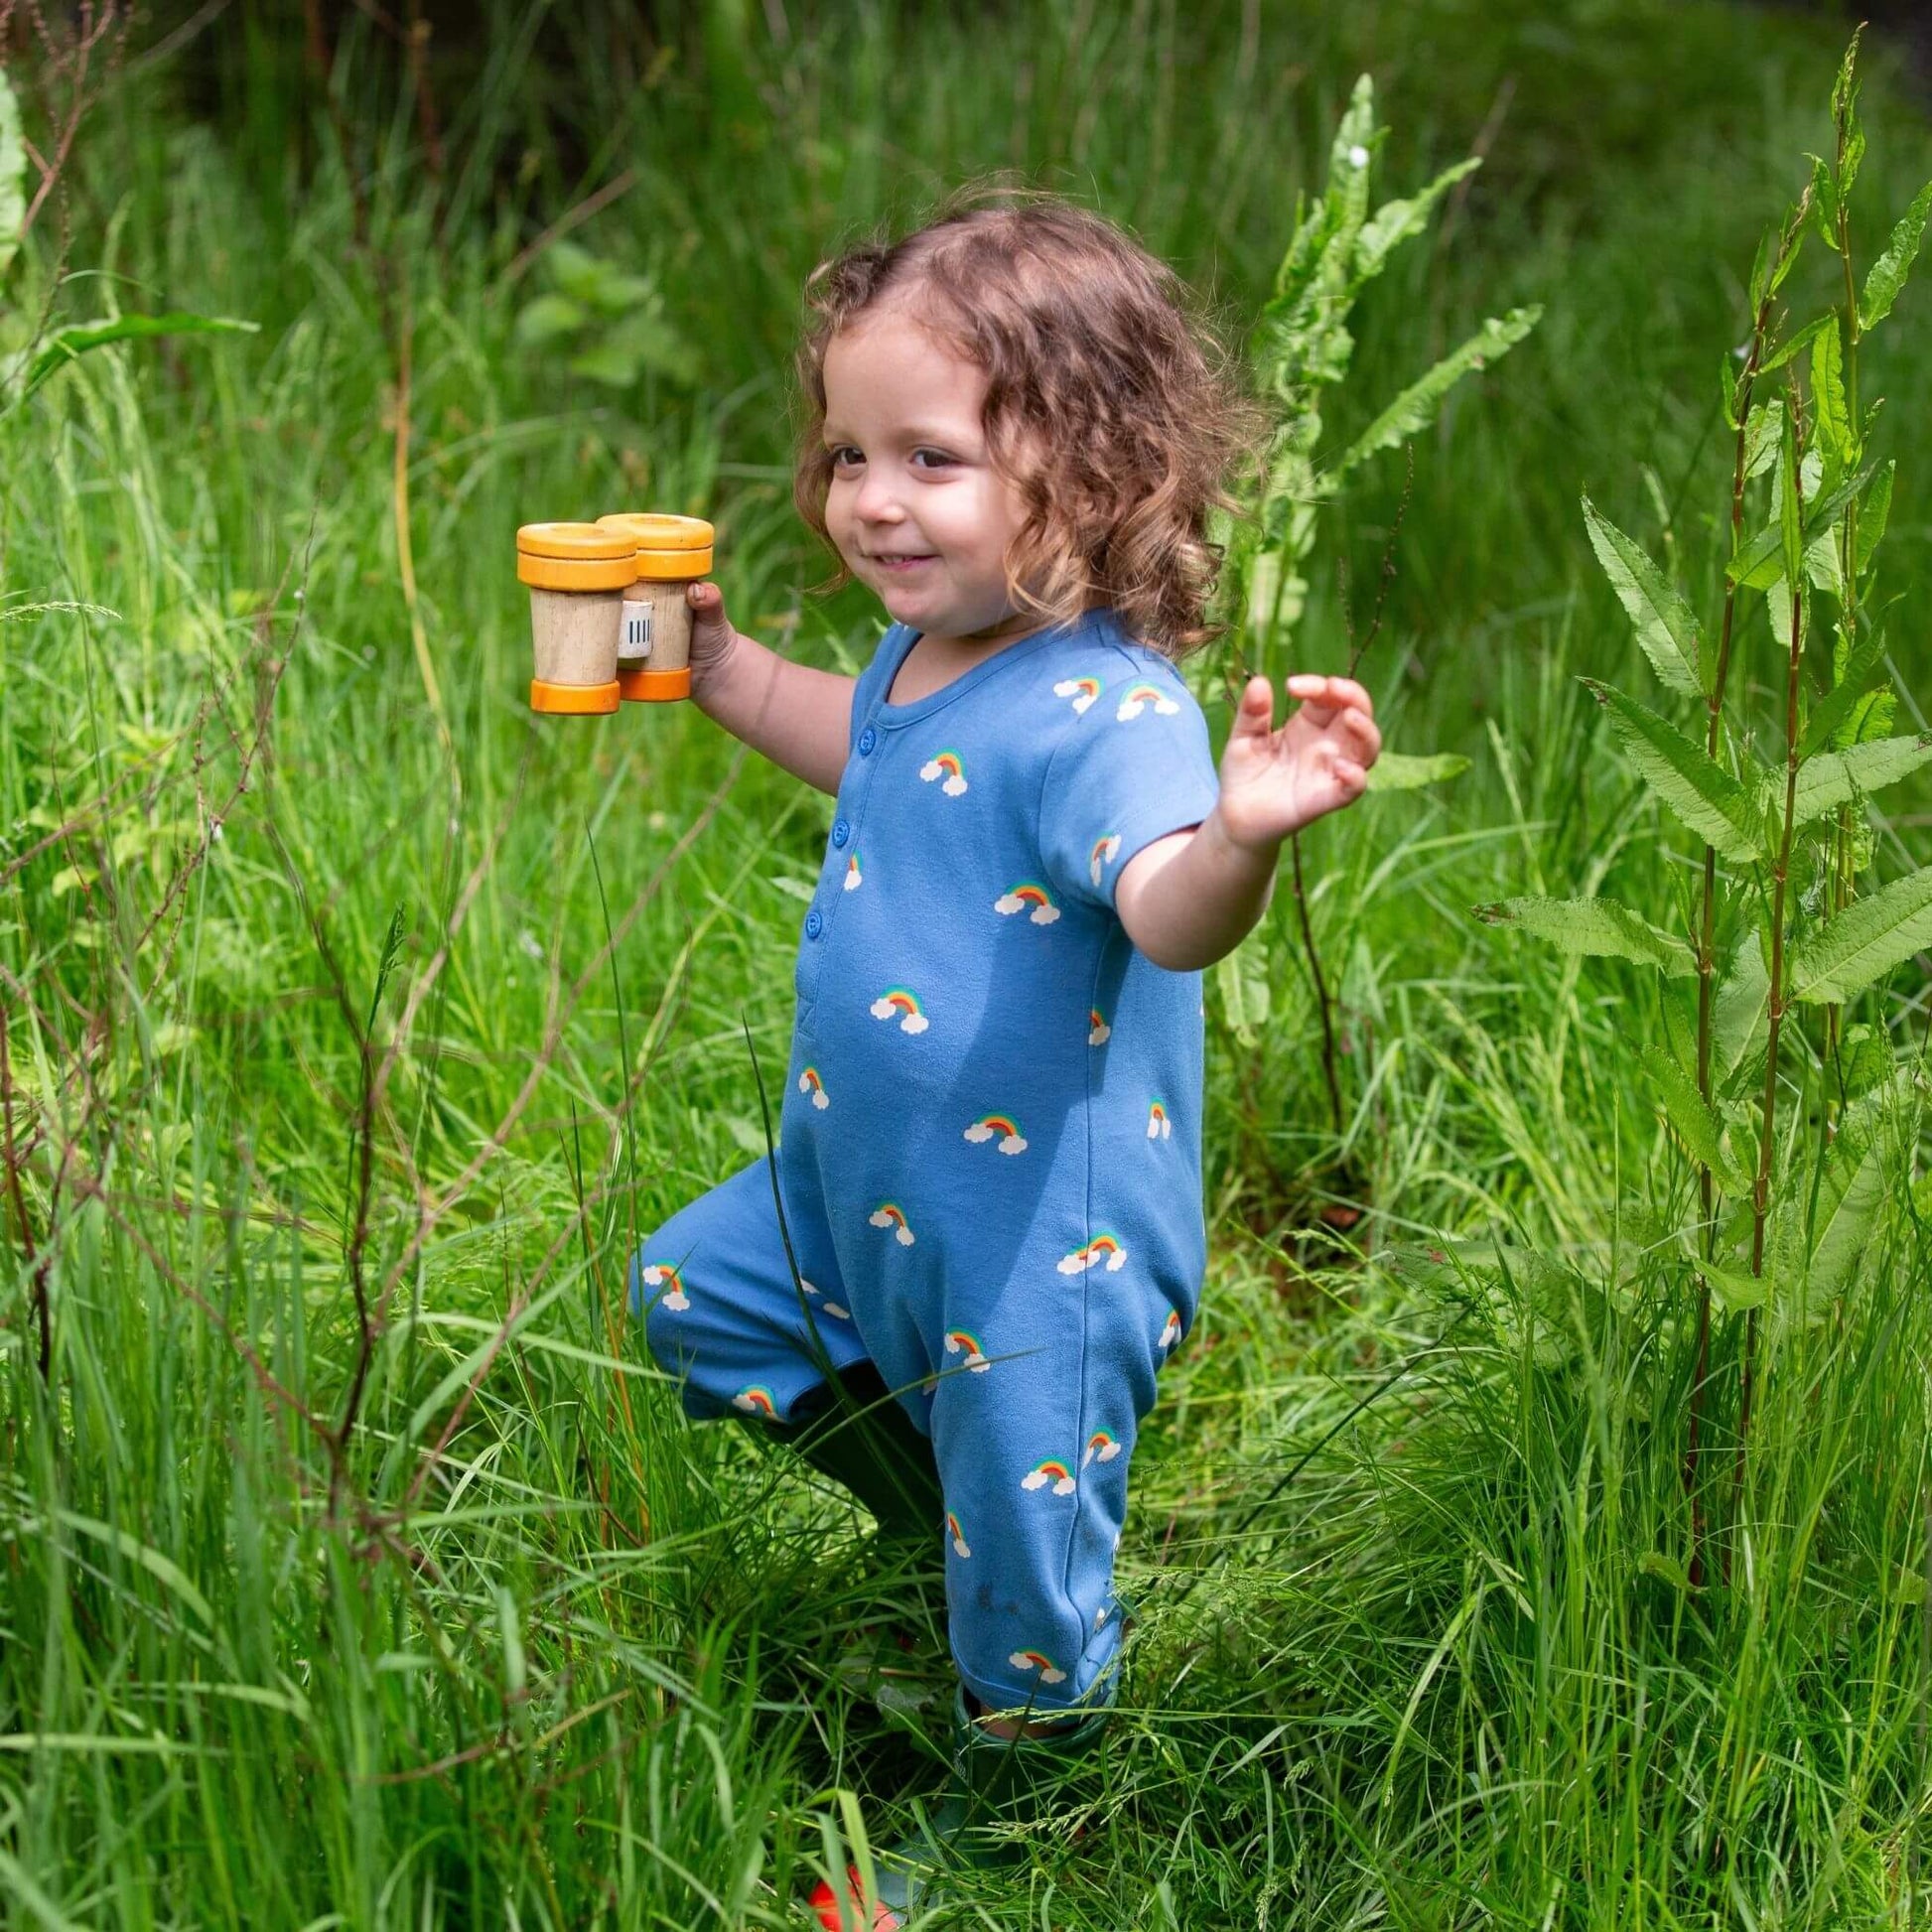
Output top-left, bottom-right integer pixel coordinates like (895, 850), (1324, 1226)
(1285, 672), (1373, 713)
(1233, 674), (1275, 732)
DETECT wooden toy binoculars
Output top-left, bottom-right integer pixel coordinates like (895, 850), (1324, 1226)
(516, 513), (715, 714)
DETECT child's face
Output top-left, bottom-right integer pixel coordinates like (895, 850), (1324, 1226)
(820, 304), (1037, 643)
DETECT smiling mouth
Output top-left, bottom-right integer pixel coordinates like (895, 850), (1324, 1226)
(869, 553), (935, 569)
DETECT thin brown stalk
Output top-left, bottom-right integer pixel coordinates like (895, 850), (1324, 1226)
(1824, 52), (1864, 1130)
(1685, 197), (1805, 1592)
(1728, 378), (1810, 1581)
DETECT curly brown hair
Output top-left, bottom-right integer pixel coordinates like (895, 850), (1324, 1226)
(792, 187), (1266, 661)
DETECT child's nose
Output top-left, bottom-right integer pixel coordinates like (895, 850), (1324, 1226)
(854, 473), (904, 522)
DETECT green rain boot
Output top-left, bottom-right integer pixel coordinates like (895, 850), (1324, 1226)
(810, 1684), (1110, 1928)
(750, 1360), (944, 1546)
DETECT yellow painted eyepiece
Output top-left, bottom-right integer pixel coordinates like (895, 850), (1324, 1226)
(597, 512), (715, 580)
(517, 521), (636, 590)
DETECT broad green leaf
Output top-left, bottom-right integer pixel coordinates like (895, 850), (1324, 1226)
(1334, 307), (1541, 475)
(1786, 866), (1932, 1004)
(1799, 623), (1888, 757)
(1642, 1043), (1750, 1192)
(1742, 398), (1783, 480)
(1727, 459), (1877, 588)
(1703, 1262), (1770, 1312)
(1353, 158), (1480, 286)
(1806, 157), (1838, 251)
(1748, 223), (1778, 311)
(16, 313), (260, 405)
(512, 292), (586, 346)
(1713, 937), (1771, 1086)
(1580, 495), (1704, 699)
(1364, 751), (1470, 792)
(1804, 1107), (1890, 1301)
(0, 69), (22, 289)
(1473, 896), (1696, 977)
(1327, 73), (1377, 212)
(1860, 178), (1932, 333)
(1855, 461), (1893, 577)
(1755, 311), (1833, 377)
(1583, 680), (1763, 861)
(1790, 734), (1932, 825)
(1810, 321), (1852, 463)
(1214, 932), (1272, 1046)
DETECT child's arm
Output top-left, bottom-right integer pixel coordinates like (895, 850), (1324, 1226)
(684, 581), (855, 796)
(1115, 674), (1380, 973)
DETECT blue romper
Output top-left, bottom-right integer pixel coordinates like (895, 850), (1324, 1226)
(633, 606), (1221, 1711)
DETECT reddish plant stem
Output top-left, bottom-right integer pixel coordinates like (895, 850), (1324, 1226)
(1728, 381), (1810, 1583)
(1685, 214), (1793, 1591)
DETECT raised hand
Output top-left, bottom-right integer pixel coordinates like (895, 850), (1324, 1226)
(1215, 672), (1381, 853)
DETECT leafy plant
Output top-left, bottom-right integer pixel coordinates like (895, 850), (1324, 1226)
(0, 58), (256, 415)
(511, 238), (701, 389)
(1481, 31), (1929, 1588)
(1212, 74), (1536, 1180)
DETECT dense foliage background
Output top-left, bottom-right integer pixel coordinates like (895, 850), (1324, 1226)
(1, 2), (1928, 1925)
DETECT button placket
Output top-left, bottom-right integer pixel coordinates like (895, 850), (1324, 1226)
(796, 715), (884, 1017)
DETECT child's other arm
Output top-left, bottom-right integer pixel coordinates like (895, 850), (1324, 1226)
(1115, 674), (1380, 973)
(684, 581), (855, 796)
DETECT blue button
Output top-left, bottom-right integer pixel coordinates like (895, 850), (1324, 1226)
(857, 726), (878, 756)
(805, 907), (823, 939)
(831, 818), (850, 848)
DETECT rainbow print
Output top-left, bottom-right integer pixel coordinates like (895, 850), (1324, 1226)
(1088, 1007), (1111, 1046)
(1083, 1430), (1122, 1467)
(1021, 1458), (1077, 1497)
(869, 986), (929, 1034)
(1147, 1098), (1173, 1141)
(963, 1112), (1028, 1156)
(732, 1385), (777, 1417)
(638, 1261), (689, 1311)
(994, 880), (1060, 925)
(1007, 1649), (1068, 1685)
(944, 1328), (992, 1372)
(1115, 680), (1180, 721)
(948, 1511), (971, 1559)
(843, 851), (862, 892)
(918, 748), (969, 796)
(796, 1065), (829, 1111)
(1159, 1310), (1182, 1351)
(1052, 674), (1103, 715)
(1057, 1232), (1128, 1276)
(868, 1201), (915, 1246)
(1089, 832), (1122, 887)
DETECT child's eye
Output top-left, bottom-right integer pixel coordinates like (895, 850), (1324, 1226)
(911, 449), (955, 471)
(828, 446), (864, 470)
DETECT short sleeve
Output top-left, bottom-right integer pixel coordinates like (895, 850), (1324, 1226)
(1038, 660), (1221, 914)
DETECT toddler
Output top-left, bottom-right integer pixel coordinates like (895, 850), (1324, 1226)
(629, 194), (1379, 1923)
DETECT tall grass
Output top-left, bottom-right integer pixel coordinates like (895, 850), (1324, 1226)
(2, 2), (1928, 1925)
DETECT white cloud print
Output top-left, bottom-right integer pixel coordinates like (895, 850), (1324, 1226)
(918, 755), (969, 797)
(1052, 676), (1100, 716)
(868, 1204), (916, 1246)
(799, 1278), (851, 1319)
(1089, 834), (1121, 888)
(639, 1263), (688, 1311)
(994, 884), (1060, 924)
(1115, 685), (1181, 722)
(869, 992), (929, 1034)
(1056, 1237), (1129, 1275)
(1009, 1649), (1068, 1685)
(963, 1117), (1028, 1156)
